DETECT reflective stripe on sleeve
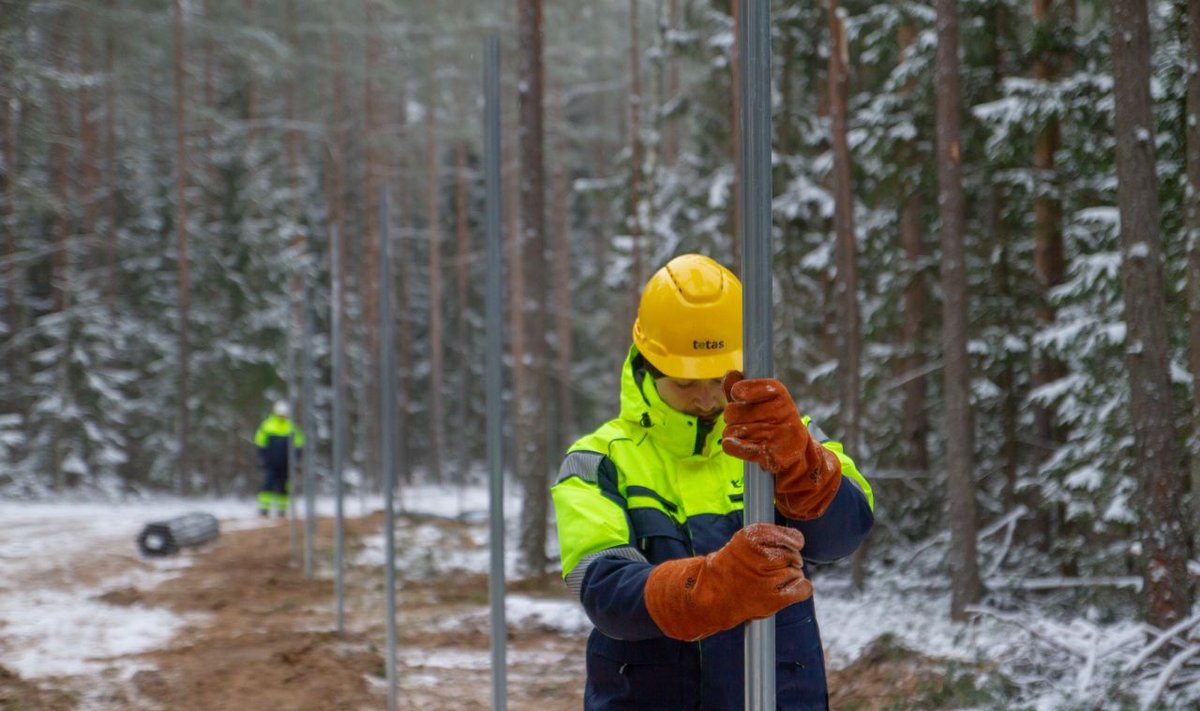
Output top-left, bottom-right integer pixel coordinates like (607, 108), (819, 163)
(557, 450), (605, 485)
(565, 545), (648, 599)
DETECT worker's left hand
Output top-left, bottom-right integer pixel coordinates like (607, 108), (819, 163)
(721, 371), (842, 520)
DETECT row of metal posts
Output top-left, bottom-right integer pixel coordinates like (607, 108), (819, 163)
(284, 0), (772, 706)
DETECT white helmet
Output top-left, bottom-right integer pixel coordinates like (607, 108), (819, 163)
(272, 400), (291, 418)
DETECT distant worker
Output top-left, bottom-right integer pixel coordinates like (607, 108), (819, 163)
(254, 400), (305, 518)
(551, 253), (875, 709)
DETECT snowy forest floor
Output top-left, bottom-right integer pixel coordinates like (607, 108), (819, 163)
(0, 496), (977, 711)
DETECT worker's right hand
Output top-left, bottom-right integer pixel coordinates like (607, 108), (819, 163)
(721, 370), (843, 520)
(643, 523), (813, 642)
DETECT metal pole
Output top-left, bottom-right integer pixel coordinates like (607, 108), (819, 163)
(484, 30), (508, 711)
(287, 314), (299, 562)
(331, 224), (346, 634)
(302, 273), (317, 578)
(380, 186), (399, 711)
(739, 0), (775, 708)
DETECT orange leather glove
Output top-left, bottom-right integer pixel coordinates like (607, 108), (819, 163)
(721, 371), (842, 520)
(644, 523), (813, 641)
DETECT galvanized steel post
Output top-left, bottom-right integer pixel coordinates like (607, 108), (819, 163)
(484, 28), (509, 711)
(739, 0), (776, 708)
(302, 273), (316, 579)
(287, 313), (299, 561)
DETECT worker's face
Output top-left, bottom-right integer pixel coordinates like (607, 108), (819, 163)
(655, 376), (727, 420)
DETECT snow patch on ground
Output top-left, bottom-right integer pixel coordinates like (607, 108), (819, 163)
(818, 582), (994, 667)
(0, 497), (270, 678)
(0, 589), (193, 677)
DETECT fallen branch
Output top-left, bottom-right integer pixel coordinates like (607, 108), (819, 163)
(901, 507), (1028, 570)
(969, 606), (1144, 664)
(1076, 627), (1099, 696)
(967, 606), (1084, 658)
(983, 507), (1026, 578)
(985, 576), (1142, 591)
(977, 505), (1028, 540)
(1124, 611), (1200, 673)
(1141, 644), (1200, 711)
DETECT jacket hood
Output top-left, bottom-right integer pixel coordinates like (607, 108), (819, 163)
(618, 345), (727, 459)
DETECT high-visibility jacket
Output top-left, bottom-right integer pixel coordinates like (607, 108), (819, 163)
(551, 347), (875, 710)
(254, 414), (305, 475)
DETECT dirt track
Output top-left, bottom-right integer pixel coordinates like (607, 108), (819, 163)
(0, 510), (949, 711)
(2, 512), (586, 711)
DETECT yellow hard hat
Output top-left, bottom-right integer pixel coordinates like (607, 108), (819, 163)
(632, 254), (743, 379)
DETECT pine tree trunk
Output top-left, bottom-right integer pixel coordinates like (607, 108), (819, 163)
(1111, 0), (1193, 628)
(103, 0), (119, 302)
(827, 0), (866, 591)
(1185, 0), (1200, 556)
(173, 0), (192, 496)
(899, 186), (928, 471)
(395, 143), (413, 486)
(243, 0), (257, 146)
(1031, 0), (1067, 449)
(2, 72), (18, 342)
(516, 0), (550, 576)
(202, 4), (216, 189)
(934, 0), (981, 620)
(664, 0), (682, 166)
(729, 0), (742, 271)
(991, 182), (1023, 510)
(551, 83), (574, 454)
(327, 16), (349, 486)
(454, 95), (472, 474)
(51, 21), (71, 321)
(78, 15), (100, 267)
(285, 0), (307, 500)
(628, 0), (644, 314)
(898, 18), (929, 472)
(426, 83), (445, 484)
(362, 0), (385, 492)
(50, 14), (73, 490)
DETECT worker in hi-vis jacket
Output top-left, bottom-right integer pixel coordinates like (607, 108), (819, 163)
(551, 253), (875, 710)
(254, 400), (304, 517)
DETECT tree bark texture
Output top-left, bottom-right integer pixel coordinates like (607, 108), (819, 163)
(173, 0), (192, 495)
(454, 99), (472, 476)
(1110, 0), (1193, 628)
(426, 85), (446, 483)
(2, 74), (19, 340)
(1031, 0), (1067, 449)
(628, 0), (644, 316)
(516, 0), (550, 575)
(243, 0), (257, 145)
(362, 0), (385, 491)
(664, 0), (682, 166)
(1185, 0), (1200, 555)
(935, 0), (981, 620)
(51, 15), (73, 490)
(898, 21), (930, 473)
(327, 18), (349, 485)
(828, 0), (867, 591)
(103, 0), (119, 301)
(551, 82), (575, 457)
(78, 14), (100, 263)
(827, 0), (861, 458)
(51, 20), (71, 319)
(729, 0), (743, 273)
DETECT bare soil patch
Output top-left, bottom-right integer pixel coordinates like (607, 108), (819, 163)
(5, 509), (960, 710)
(8, 512), (586, 711)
